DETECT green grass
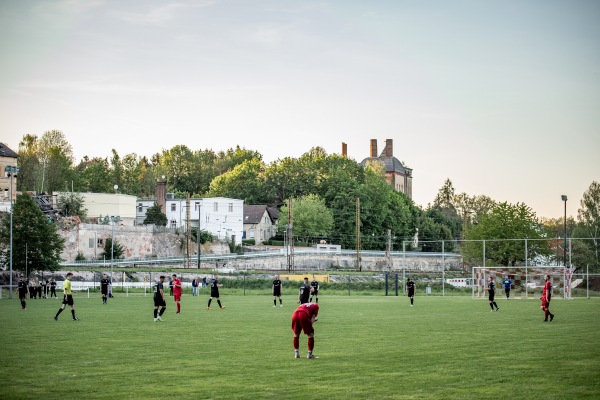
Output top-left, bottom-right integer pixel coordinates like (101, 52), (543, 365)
(1, 294), (599, 399)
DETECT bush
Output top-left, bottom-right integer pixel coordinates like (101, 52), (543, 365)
(242, 239), (255, 245)
(75, 251), (86, 261)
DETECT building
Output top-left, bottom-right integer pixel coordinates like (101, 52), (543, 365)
(0, 143), (19, 212)
(360, 139), (413, 198)
(165, 197), (244, 245)
(53, 192), (138, 225)
(243, 205), (279, 244)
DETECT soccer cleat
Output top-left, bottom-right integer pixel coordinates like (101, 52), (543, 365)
(280, 304), (283, 307)
(273, 305), (276, 307)
(154, 318), (158, 322)
(294, 353), (300, 359)
(176, 312), (180, 314)
(73, 318), (79, 321)
(53, 316), (58, 321)
(496, 308), (500, 311)
(220, 306), (225, 309)
(207, 307), (210, 310)
(307, 354), (319, 359)
(550, 314), (554, 322)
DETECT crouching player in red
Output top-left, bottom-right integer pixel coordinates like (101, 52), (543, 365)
(291, 302), (320, 359)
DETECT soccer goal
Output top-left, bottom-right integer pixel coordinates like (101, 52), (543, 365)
(472, 266), (569, 300)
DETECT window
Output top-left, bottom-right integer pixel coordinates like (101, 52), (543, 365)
(213, 202), (218, 212)
(97, 239), (104, 248)
(89, 238), (94, 248)
(138, 203), (143, 212)
(229, 203), (233, 212)
(195, 202), (200, 211)
(171, 203), (176, 212)
(171, 220), (177, 228)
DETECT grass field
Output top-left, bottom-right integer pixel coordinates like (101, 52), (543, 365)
(1, 293), (599, 400)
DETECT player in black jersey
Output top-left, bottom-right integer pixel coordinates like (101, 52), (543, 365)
(309, 276), (319, 304)
(100, 274), (111, 304)
(153, 276), (167, 321)
(272, 274), (283, 307)
(17, 276), (28, 310)
(485, 276), (500, 311)
(298, 277), (312, 304)
(406, 278), (416, 306)
(207, 274), (225, 310)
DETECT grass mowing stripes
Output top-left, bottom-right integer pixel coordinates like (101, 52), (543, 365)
(1, 294), (599, 399)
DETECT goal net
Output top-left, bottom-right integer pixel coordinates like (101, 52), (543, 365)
(472, 266), (567, 300)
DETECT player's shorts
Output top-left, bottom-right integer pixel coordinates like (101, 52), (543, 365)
(210, 291), (219, 298)
(174, 294), (181, 302)
(504, 288), (510, 293)
(154, 296), (166, 307)
(19, 292), (27, 300)
(408, 290), (414, 297)
(291, 312), (314, 336)
(273, 288), (281, 296)
(488, 291), (495, 301)
(312, 290), (318, 296)
(101, 288), (108, 295)
(62, 295), (74, 306)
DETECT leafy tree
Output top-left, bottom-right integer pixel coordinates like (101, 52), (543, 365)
(418, 208), (456, 252)
(462, 202), (550, 266)
(38, 130), (75, 193)
(209, 158), (271, 204)
(143, 202), (167, 226)
(101, 238), (124, 260)
(575, 181), (600, 271)
(433, 178), (457, 212)
(0, 194), (65, 273)
(191, 228), (213, 244)
(58, 192), (88, 219)
(16, 134), (41, 192)
(277, 194), (334, 243)
(78, 157), (113, 193)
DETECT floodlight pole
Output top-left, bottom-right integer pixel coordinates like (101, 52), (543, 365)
(561, 195), (567, 266)
(5, 165), (19, 299)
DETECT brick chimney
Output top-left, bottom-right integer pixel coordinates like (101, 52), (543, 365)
(385, 139), (393, 157)
(341, 142), (347, 157)
(370, 139), (378, 158)
(156, 178), (167, 213)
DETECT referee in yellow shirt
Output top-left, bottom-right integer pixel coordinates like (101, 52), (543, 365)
(54, 272), (79, 321)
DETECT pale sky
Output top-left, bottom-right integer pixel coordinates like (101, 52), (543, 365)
(1, 0), (598, 219)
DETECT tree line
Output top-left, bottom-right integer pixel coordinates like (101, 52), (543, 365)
(2, 130), (599, 273)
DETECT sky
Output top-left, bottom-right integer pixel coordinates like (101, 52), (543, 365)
(1, 0), (598, 219)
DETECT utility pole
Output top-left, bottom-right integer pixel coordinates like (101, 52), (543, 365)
(197, 200), (201, 272)
(186, 194), (191, 268)
(356, 197), (361, 272)
(286, 198), (294, 272)
(386, 229), (392, 271)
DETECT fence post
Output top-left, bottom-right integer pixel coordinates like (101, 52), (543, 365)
(442, 240), (445, 297)
(385, 273), (388, 296)
(395, 273), (399, 296)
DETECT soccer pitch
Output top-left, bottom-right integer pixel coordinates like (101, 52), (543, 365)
(1, 294), (599, 399)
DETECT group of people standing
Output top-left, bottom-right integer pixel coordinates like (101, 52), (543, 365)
(485, 274), (555, 321)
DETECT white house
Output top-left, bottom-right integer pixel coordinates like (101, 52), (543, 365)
(243, 205), (278, 244)
(165, 197), (244, 245)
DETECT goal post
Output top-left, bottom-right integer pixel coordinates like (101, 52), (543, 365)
(472, 266), (566, 300)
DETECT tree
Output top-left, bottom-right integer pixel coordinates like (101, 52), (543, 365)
(208, 158), (271, 204)
(0, 194), (65, 273)
(17, 134), (41, 192)
(576, 181), (600, 271)
(78, 157), (113, 193)
(57, 192), (88, 220)
(418, 208), (456, 252)
(462, 202), (550, 266)
(277, 194), (334, 243)
(101, 238), (124, 260)
(143, 202), (167, 226)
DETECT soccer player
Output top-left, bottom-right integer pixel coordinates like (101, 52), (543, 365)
(298, 277), (312, 304)
(309, 275), (319, 304)
(406, 278), (416, 306)
(541, 274), (555, 322)
(273, 274), (283, 307)
(100, 274), (111, 304)
(154, 275), (167, 322)
(54, 272), (79, 321)
(207, 274), (225, 310)
(291, 302), (320, 359)
(502, 276), (513, 299)
(50, 279), (57, 297)
(17, 275), (28, 310)
(172, 274), (182, 314)
(168, 278), (174, 296)
(485, 276), (500, 312)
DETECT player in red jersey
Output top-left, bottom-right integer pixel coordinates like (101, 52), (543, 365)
(291, 302), (320, 359)
(541, 275), (554, 322)
(172, 274), (182, 314)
